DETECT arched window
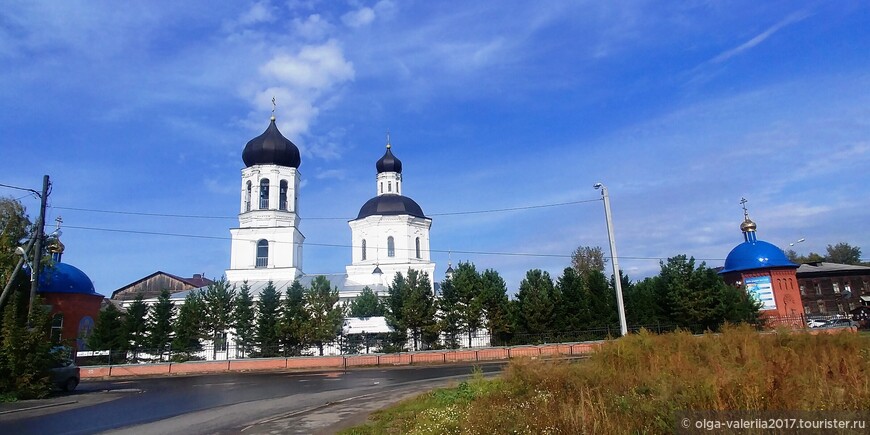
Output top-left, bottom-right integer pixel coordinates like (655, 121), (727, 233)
(256, 239), (269, 267)
(388, 181), (392, 192)
(387, 236), (395, 257)
(415, 237), (421, 259)
(245, 181), (252, 212)
(259, 179), (270, 209)
(361, 239), (367, 261)
(380, 182), (383, 194)
(279, 180), (288, 210)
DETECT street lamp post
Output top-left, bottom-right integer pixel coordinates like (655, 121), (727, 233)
(594, 183), (628, 337)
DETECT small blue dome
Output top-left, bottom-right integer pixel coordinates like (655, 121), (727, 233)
(37, 262), (101, 296)
(720, 240), (797, 274)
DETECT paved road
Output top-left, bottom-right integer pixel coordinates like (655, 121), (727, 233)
(0, 362), (505, 434)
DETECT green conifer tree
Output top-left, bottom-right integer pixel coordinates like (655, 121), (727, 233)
(479, 269), (511, 345)
(401, 269), (437, 351)
(516, 269), (556, 337)
(202, 277), (235, 359)
(256, 281), (281, 357)
(437, 276), (462, 349)
(172, 290), (205, 360)
(279, 280), (307, 356)
(304, 276), (343, 356)
(123, 295), (149, 359)
(88, 303), (126, 353)
(348, 286), (385, 317)
(147, 289), (174, 359)
(233, 281), (256, 357)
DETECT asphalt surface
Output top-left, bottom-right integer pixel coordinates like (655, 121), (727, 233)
(0, 362), (506, 434)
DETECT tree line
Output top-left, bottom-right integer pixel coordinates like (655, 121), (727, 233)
(86, 245), (767, 359)
(88, 276), (346, 360)
(786, 242), (866, 266)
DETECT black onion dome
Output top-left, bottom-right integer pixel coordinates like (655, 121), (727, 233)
(242, 118), (301, 168)
(376, 145), (402, 173)
(357, 194), (427, 219)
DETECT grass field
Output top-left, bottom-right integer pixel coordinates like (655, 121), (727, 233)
(341, 325), (870, 434)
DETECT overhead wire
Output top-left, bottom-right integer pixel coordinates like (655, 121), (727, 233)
(52, 198), (602, 220)
(61, 224), (727, 262)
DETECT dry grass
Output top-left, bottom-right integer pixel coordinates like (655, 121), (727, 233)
(342, 325), (870, 434)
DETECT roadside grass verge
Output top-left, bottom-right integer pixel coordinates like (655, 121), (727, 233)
(341, 325), (870, 434)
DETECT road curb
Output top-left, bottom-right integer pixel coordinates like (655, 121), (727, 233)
(0, 400), (77, 415)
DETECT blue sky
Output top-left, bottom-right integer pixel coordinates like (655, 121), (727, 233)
(2, 1), (869, 295)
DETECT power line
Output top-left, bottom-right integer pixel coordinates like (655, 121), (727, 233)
(62, 224), (726, 262)
(0, 182), (40, 196)
(53, 206), (234, 220)
(52, 198), (601, 221)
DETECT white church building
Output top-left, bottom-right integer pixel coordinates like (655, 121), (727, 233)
(116, 113), (493, 359)
(221, 114), (437, 300)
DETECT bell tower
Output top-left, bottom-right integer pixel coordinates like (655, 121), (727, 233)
(226, 108), (305, 282)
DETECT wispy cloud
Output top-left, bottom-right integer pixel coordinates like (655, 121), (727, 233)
(710, 10), (811, 64)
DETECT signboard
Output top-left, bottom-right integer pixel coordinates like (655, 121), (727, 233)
(745, 275), (776, 310)
(76, 350), (110, 357)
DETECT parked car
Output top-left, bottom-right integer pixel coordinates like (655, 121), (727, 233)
(822, 318), (858, 329)
(49, 358), (80, 391)
(806, 318), (828, 328)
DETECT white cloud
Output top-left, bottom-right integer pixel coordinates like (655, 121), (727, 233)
(341, 7), (376, 28)
(293, 14), (332, 40)
(259, 40), (354, 91)
(237, 1), (277, 27)
(315, 169), (347, 180)
(247, 40), (354, 147)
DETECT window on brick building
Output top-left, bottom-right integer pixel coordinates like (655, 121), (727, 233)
(815, 282), (822, 295)
(833, 282), (840, 294)
(817, 300), (827, 313)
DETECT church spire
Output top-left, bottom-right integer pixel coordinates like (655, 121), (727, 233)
(739, 197), (757, 243)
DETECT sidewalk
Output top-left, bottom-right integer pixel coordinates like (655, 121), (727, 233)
(79, 342), (599, 380)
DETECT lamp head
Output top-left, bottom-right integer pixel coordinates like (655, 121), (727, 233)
(593, 183), (603, 190)
(15, 246), (26, 256)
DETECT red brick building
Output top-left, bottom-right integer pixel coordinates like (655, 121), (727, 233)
(718, 213), (802, 321)
(796, 262), (870, 316)
(38, 241), (104, 352)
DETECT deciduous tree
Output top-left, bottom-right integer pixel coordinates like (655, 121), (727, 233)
(571, 245), (607, 276)
(825, 242), (862, 265)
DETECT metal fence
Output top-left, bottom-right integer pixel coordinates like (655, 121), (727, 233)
(75, 315), (853, 367)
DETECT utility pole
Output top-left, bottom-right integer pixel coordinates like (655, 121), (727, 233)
(593, 182), (628, 337)
(28, 175), (50, 322)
